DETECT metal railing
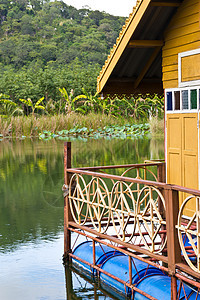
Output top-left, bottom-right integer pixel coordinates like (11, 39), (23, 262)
(63, 142), (200, 299)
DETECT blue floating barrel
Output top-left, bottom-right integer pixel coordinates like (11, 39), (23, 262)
(100, 254), (164, 297)
(187, 291), (200, 300)
(72, 241), (122, 276)
(182, 233), (196, 261)
(134, 275), (192, 300)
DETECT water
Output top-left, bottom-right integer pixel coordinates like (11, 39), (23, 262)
(0, 138), (164, 300)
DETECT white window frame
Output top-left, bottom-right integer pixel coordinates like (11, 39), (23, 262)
(165, 87), (199, 114)
(178, 48), (200, 87)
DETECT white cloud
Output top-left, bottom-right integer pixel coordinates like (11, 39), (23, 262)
(63, 0), (137, 17)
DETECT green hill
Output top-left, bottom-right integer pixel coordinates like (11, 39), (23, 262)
(0, 0), (125, 101)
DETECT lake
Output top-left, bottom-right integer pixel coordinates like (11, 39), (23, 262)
(0, 137), (164, 300)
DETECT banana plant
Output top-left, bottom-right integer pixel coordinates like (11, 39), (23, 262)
(146, 96), (164, 119)
(19, 97), (45, 115)
(59, 88), (87, 114)
(121, 97), (151, 120)
(0, 94), (23, 116)
(0, 99), (23, 116)
(81, 88), (99, 113)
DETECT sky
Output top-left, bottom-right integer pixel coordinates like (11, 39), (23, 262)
(63, 0), (137, 17)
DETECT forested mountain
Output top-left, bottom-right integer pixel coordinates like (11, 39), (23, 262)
(0, 0), (125, 101)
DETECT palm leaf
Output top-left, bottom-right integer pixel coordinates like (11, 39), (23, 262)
(73, 95), (87, 102)
(35, 97), (44, 107)
(0, 99), (17, 106)
(59, 87), (69, 101)
(19, 98), (32, 107)
(35, 105), (45, 110)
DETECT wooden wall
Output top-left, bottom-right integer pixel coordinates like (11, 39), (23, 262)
(162, 0), (200, 89)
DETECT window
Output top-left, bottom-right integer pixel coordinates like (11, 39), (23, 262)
(166, 86), (199, 113)
(174, 91), (180, 110)
(178, 48), (200, 87)
(167, 92), (172, 111)
(191, 89), (197, 109)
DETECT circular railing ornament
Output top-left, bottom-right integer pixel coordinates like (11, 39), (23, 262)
(110, 181), (136, 242)
(88, 177), (111, 233)
(136, 186), (166, 253)
(121, 167), (158, 203)
(121, 166), (158, 182)
(68, 174), (88, 225)
(177, 195), (200, 273)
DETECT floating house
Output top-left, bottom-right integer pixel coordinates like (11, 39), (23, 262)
(97, 0), (200, 204)
(63, 1), (200, 299)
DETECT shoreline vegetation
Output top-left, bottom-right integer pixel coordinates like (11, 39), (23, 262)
(0, 2), (164, 142)
(0, 91), (165, 140)
(0, 113), (164, 140)
(0, 91), (164, 140)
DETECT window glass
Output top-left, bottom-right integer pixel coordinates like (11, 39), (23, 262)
(182, 90), (188, 109)
(167, 92), (172, 111)
(174, 91), (180, 110)
(199, 89), (200, 109)
(191, 89), (197, 109)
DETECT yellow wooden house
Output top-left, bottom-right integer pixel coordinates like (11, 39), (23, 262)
(97, 0), (200, 209)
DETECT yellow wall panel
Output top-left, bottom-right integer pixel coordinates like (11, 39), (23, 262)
(181, 53), (200, 82)
(166, 12), (199, 33)
(163, 70), (178, 81)
(162, 55), (177, 67)
(182, 114), (198, 151)
(163, 65), (178, 73)
(163, 43), (200, 89)
(167, 114), (182, 187)
(167, 115), (182, 149)
(164, 79), (178, 89)
(183, 155), (198, 188)
(163, 32), (200, 51)
(167, 152), (182, 186)
(182, 154), (198, 215)
(167, 113), (198, 211)
(163, 41), (200, 58)
(162, 0), (200, 89)
(164, 26), (199, 44)
(166, 2), (199, 28)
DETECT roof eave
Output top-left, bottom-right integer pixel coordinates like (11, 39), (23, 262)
(97, 0), (152, 94)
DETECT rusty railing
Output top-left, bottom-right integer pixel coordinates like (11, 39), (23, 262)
(63, 142), (200, 300)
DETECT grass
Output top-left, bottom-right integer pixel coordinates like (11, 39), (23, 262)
(149, 117), (164, 138)
(0, 113), (132, 138)
(0, 113), (163, 139)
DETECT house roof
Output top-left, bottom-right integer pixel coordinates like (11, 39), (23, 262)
(97, 0), (182, 97)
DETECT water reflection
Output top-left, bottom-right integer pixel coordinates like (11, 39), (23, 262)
(65, 264), (120, 300)
(0, 234), (65, 300)
(0, 138), (164, 299)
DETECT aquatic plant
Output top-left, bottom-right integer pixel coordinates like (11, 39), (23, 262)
(38, 123), (150, 141)
(0, 113), (152, 140)
(0, 113), (130, 138)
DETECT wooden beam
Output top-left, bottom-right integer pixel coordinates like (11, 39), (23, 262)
(102, 80), (163, 97)
(133, 46), (162, 89)
(150, 1), (181, 7)
(97, 0), (152, 93)
(128, 40), (164, 48)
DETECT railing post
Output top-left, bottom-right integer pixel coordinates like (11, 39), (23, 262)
(158, 163), (166, 241)
(157, 162), (166, 183)
(64, 265), (73, 300)
(165, 187), (182, 300)
(64, 142), (73, 262)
